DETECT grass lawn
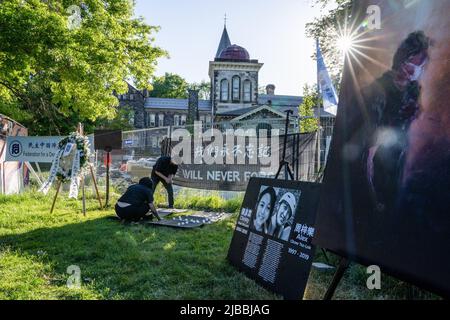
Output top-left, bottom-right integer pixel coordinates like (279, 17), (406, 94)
(0, 188), (437, 300)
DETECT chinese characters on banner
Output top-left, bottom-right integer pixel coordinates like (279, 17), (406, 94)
(170, 133), (317, 192)
(6, 136), (94, 163)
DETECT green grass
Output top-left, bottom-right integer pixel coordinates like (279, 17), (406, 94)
(0, 189), (438, 300)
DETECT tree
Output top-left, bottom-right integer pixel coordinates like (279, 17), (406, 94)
(149, 73), (189, 99)
(0, 0), (166, 135)
(189, 80), (210, 100)
(299, 84), (319, 133)
(305, 0), (353, 86)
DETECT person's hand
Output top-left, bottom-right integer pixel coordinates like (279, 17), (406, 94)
(166, 176), (173, 184)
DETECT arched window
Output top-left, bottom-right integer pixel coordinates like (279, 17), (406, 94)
(232, 76), (241, 101)
(149, 114), (156, 127)
(243, 80), (252, 102)
(220, 79), (229, 102)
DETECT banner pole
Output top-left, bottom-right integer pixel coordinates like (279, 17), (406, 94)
(323, 257), (350, 300)
(50, 180), (62, 214)
(81, 175), (86, 216)
(90, 164), (103, 209)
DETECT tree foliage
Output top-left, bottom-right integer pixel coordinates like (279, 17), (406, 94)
(149, 73), (189, 99)
(0, 0), (166, 135)
(299, 84), (319, 133)
(305, 0), (353, 85)
(189, 80), (210, 100)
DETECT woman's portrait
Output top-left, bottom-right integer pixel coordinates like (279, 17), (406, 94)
(252, 186), (276, 234)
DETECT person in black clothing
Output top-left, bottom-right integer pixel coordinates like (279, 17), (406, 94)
(115, 177), (161, 222)
(151, 156), (178, 209)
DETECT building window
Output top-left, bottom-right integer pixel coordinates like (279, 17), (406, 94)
(152, 136), (158, 148)
(206, 115), (211, 124)
(181, 115), (187, 126)
(174, 114), (180, 126)
(243, 80), (252, 102)
(129, 94), (135, 100)
(149, 113), (155, 127)
(220, 79), (229, 102)
(158, 114), (164, 127)
(232, 76), (240, 102)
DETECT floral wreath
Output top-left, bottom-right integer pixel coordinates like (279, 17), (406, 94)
(40, 132), (91, 198)
(56, 132), (91, 182)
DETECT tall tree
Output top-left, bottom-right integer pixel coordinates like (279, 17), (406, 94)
(189, 80), (210, 100)
(299, 84), (320, 133)
(306, 0), (353, 85)
(149, 73), (189, 99)
(0, 0), (166, 135)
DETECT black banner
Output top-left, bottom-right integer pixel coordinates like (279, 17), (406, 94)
(227, 178), (320, 300)
(170, 133), (317, 191)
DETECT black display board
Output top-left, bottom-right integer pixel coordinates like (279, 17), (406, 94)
(227, 178), (320, 300)
(94, 130), (122, 151)
(313, 0), (450, 298)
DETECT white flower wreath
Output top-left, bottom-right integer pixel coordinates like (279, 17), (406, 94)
(40, 132), (91, 198)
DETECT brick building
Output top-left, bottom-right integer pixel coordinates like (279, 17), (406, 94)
(117, 25), (335, 131)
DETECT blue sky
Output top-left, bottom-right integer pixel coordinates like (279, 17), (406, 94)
(134, 0), (335, 96)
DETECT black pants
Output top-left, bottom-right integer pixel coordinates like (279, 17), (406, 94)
(115, 203), (149, 221)
(152, 175), (174, 208)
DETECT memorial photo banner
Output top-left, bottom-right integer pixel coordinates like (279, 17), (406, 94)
(227, 178), (320, 300)
(313, 0), (450, 297)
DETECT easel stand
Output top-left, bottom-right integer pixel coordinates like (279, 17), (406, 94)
(323, 257), (350, 300)
(275, 110), (294, 180)
(50, 124), (103, 214)
(104, 147), (112, 208)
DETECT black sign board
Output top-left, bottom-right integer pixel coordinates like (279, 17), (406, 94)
(227, 178), (320, 300)
(94, 130), (122, 151)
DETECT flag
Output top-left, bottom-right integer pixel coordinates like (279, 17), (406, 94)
(317, 40), (339, 116)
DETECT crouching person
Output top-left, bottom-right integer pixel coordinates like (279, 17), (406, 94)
(115, 177), (161, 222)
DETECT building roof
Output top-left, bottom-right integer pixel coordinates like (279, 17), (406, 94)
(144, 98), (212, 111)
(258, 94), (303, 107)
(215, 26), (232, 58)
(230, 105), (287, 122)
(217, 107), (255, 117)
(218, 44), (250, 61)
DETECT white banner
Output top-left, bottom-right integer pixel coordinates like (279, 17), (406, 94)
(5, 136), (64, 163)
(69, 150), (81, 199)
(5, 135), (94, 163)
(39, 148), (64, 195)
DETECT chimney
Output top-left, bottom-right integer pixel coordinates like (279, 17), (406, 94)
(187, 89), (199, 124)
(266, 84), (275, 95)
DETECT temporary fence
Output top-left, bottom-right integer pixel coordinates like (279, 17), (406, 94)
(92, 117), (335, 195)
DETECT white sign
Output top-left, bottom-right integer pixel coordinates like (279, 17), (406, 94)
(5, 136), (64, 163)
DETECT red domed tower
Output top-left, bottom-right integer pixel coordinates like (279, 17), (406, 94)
(209, 26), (263, 118)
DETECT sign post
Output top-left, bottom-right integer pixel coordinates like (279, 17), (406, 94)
(94, 130), (122, 208)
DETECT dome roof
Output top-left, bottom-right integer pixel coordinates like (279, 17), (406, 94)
(219, 44), (250, 61)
